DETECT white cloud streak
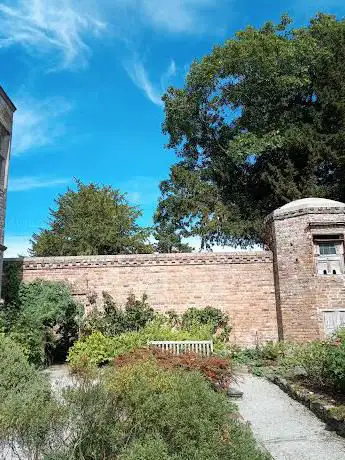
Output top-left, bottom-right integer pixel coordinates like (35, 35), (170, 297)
(12, 96), (73, 155)
(0, 0), (106, 69)
(0, 0), (220, 70)
(139, 0), (214, 33)
(124, 58), (177, 106)
(8, 176), (69, 192)
(116, 0), (216, 34)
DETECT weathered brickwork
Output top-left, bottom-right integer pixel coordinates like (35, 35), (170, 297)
(5, 192), (345, 344)
(4, 252), (278, 346)
(268, 199), (345, 342)
(0, 86), (15, 299)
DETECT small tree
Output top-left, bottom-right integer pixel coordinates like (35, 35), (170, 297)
(30, 179), (153, 256)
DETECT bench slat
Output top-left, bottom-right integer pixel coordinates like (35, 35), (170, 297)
(148, 340), (213, 356)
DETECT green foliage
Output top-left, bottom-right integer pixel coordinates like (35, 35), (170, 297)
(180, 306), (231, 341)
(276, 333), (345, 393)
(153, 221), (192, 253)
(157, 14), (345, 246)
(2, 261), (22, 306)
(82, 292), (155, 337)
(324, 341), (345, 392)
(68, 320), (214, 371)
(30, 179), (153, 256)
(0, 335), (62, 457)
(72, 303), (232, 371)
(280, 341), (330, 387)
(115, 348), (232, 390)
(104, 361), (269, 460)
(259, 341), (288, 361)
(124, 293), (155, 331)
(0, 280), (82, 366)
(118, 435), (172, 460)
(1, 337), (268, 460)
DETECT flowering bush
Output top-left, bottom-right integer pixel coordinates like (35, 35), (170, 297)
(114, 348), (233, 389)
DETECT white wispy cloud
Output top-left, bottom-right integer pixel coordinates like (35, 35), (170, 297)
(138, 0), (215, 33)
(8, 176), (69, 192)
(116, 0), (217, 34)
(0, 0), (223, 70)
(0, 0), (106, 69)
(12, 96), (73, 155)
(124, 58), (177, 106)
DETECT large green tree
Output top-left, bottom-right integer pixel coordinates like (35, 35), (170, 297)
(153, 222), (192, 253)
(31, 180), (153, 256)
(156, 14), (345, 247)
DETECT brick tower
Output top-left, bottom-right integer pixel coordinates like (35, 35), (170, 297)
(268, 198), (345, 342)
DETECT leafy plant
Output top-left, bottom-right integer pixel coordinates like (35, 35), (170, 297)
(68, 320), (214, 372)
(1, 336), (268, 460)
(105, 360), (269, 460)
(325, 341), (345, 392)
(0, 280), (82, 366)
(0, 335), (62, 458)
(81, 292), (155, 337)
(168, 306), (232, 342)
(114, 348), (233, 389)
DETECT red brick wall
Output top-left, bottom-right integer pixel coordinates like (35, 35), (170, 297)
(4, 252), (278, 347)
(269, 208), (345, 342)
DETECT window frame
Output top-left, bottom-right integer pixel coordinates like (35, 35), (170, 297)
(313, 234), (345, 275)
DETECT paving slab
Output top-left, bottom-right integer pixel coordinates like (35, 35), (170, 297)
(236, 373), (345, 460)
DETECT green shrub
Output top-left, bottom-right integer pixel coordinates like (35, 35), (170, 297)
(179, 306), (231, 341)
(326, 342), (345, 392)
(119, 435), (172, 460)
(1, 336), (268, 460)
(105, 361), (269, 460)
(279, 341), (330, 387)
(114, 348), (233, 389)
(0, 280), (82, 366)
(259, 341), (287, 361)
(0, 335), (62, 457)
(68, 320), (214, 371)
(81, 292), (154, 337)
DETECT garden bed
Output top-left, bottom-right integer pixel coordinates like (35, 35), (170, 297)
(268, 374), (345, 437)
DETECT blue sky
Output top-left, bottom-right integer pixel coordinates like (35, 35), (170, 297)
(1, 0), (345, 256)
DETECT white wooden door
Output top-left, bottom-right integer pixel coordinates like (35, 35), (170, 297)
(323, 310), (345, 336)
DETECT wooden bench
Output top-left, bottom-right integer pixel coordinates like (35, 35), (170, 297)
(148, 340), (213, 356)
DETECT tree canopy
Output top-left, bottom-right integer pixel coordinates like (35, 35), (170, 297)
(156, 14), (345, 247)
(31, 180), (153, 256)
(153, 222), (192, 253)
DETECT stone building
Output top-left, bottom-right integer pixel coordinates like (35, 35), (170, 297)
(0, 86), (15, 298)
(5, 197), (345, 346)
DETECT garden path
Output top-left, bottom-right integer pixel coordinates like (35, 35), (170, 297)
(236, 373), (345, 460)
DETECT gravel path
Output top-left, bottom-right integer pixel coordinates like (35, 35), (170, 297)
(236, 373), (345, 460)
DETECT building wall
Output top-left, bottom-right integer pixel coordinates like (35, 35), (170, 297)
(4, 252), (278, 346)
(269, 207), (345, 342)
(0, 87), (15, 299)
